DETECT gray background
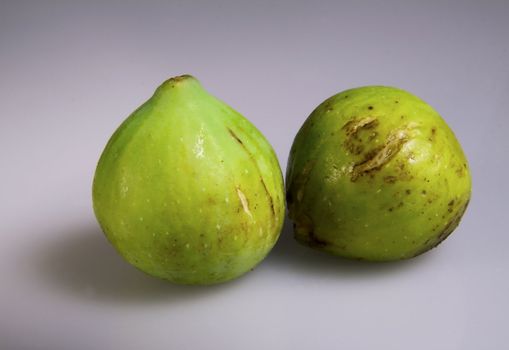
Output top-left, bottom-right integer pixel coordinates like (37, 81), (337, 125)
(1, 1), (508, 349)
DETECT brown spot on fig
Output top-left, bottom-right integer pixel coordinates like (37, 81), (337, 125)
(228, 127), (276, 222)
(384, 175), (398, 184)
(228, 128), (244, 145)
(342, 117), (381, 156)
(293, 214), (331, 248)
(412, 198), (470, 257)
(307, 230), (330, 247)
(431, 127), (436, 135)
(434, 199), (469, 245)
(260, 178), (275, 217)
(351, 128), (409, 181)
(342, 116), (379, 136)
(353, 144), (364, 155)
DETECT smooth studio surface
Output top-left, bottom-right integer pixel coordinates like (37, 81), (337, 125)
(1, 1), (507, 349)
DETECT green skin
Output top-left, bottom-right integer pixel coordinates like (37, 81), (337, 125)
(93, 75), (285, 284)
(286, 86), (471, 261)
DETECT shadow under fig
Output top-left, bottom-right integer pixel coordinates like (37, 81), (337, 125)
(34, 223), (236, 304)
(268, 217), (433, 279)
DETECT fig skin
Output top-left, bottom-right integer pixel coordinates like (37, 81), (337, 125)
(93, 75), (285, 284)
(286, 86), (471, 261)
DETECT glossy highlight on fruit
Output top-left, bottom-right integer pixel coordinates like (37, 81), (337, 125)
(286, 86), (471, 261)
(93, 75), (285, 284)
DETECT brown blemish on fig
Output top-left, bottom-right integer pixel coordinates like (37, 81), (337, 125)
(352, 144), (364, 155)
(163, 74), (194, 87)
(228, 128), (244, 145)
(320, 101), (335, 114)
(342, 116), (379, 136)
(384, 175), (398, 184)
(307, 229), (330, 247)
(293, 214), (330, 248)
(433, 199), (469, 246)
(343, 117), (381, 157)
(447, 199), (456, 213)
(350, 128), (409, 181)
(456, 166), (465, 177)
(412, 198), (470, 257)
(228, 128), (276, 222)
(428, 127), (437, 142)
(260, 178), (275, 216)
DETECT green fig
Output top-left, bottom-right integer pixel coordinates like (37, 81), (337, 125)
(286, 86), (471, 261)
(93, 75), (285, 284)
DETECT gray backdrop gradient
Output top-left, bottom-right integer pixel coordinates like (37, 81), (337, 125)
(1, 1), (508, 349)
